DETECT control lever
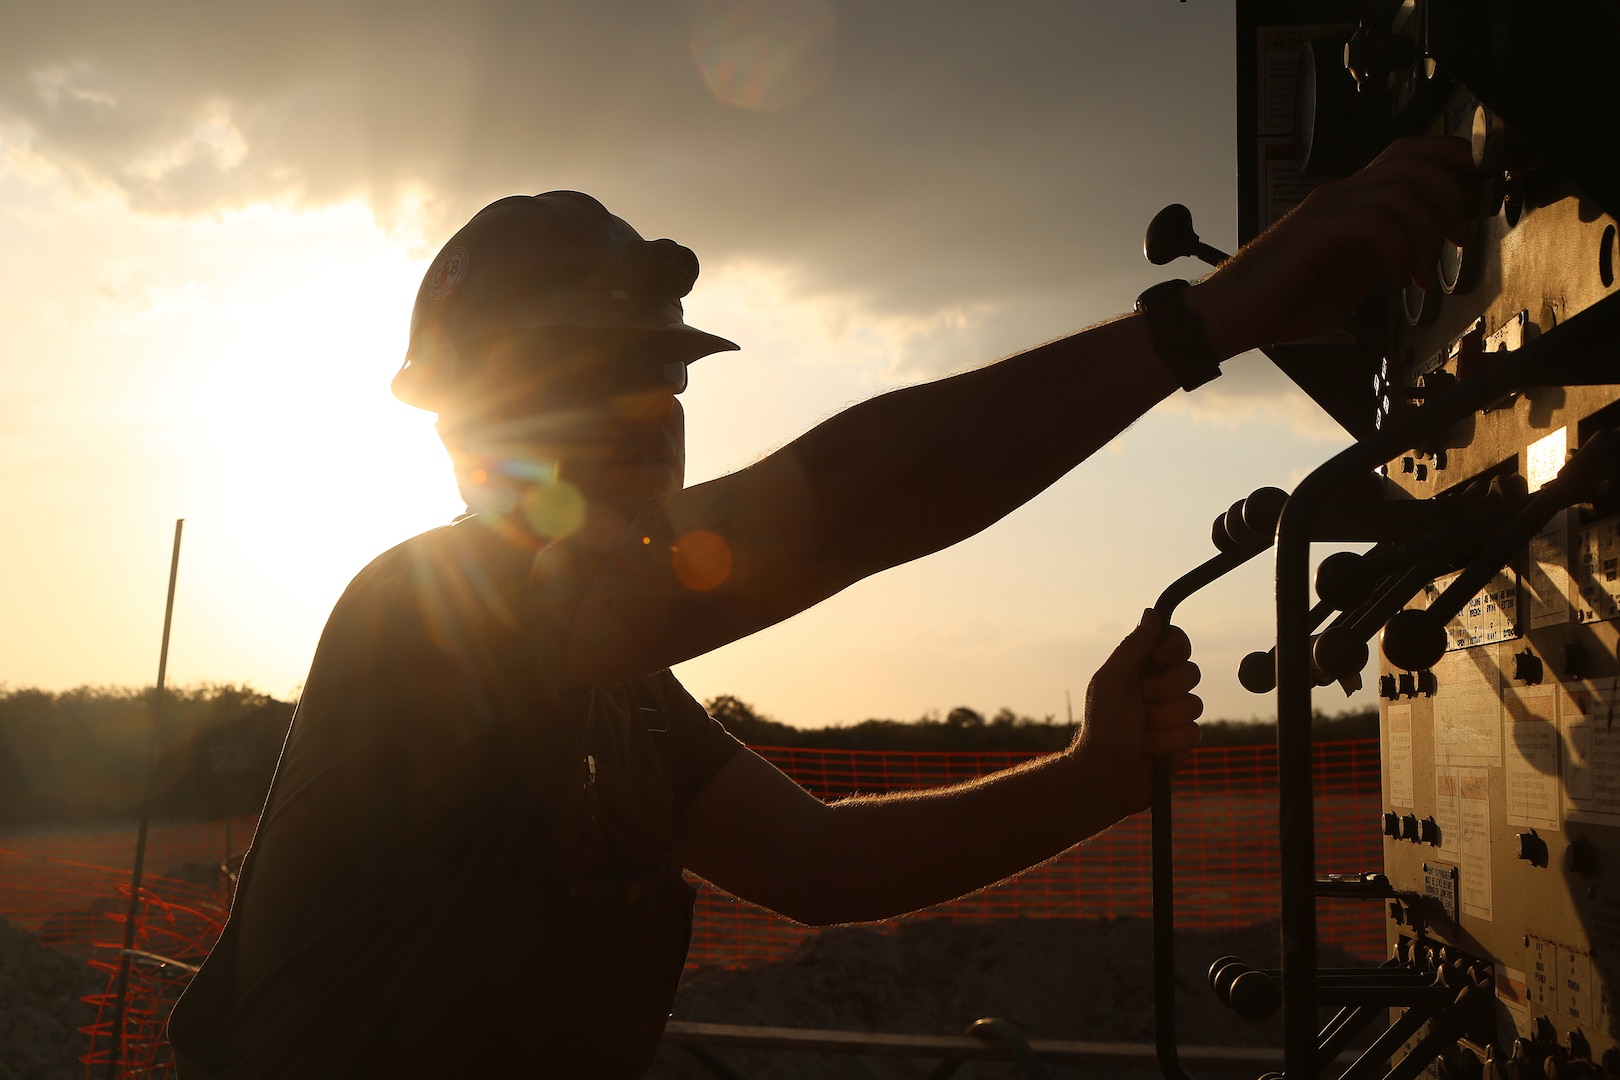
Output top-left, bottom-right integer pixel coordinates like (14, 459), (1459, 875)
(1313, 473), (1528, 611)
(1160, 487), (1290, 613)
(1240, 476), (1527, 693)
(1149, 486), (1287, 1080)
(1383, 428), (1620, 671)
(1143, 203), (1231, 269)
(1236, 597), (1337, 695)
(1312, 557), (1456, 684)
(1314, 488), (1525, 682)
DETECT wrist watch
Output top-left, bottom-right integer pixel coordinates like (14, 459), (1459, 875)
(1134, 279), (1222, 392)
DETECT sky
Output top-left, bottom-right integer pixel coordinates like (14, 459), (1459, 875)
(1, 0), (1373, 727)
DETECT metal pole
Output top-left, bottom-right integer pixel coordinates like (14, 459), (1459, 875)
(105, 519), (184, 1079)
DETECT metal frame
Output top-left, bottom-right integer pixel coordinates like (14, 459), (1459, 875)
(1271, 293), (1620, 1076)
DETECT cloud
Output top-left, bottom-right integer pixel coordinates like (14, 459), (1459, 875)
(1171, 368), (1363, 444)
(2, 0), (1243, 378)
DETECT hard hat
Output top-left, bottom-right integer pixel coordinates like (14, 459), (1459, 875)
(392, 191), (738, 412)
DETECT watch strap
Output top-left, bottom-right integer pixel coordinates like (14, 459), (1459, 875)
(1135, 279), (1221, 392)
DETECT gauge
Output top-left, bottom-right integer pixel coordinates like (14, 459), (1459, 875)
(1403, 283), (1437, 327)
(1293, 37), (1371, 176)
(1438, 237), (1477, 294)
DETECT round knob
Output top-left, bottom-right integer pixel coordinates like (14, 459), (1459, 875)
(1211, 513), (1242, 554)
(1223, 498), (1265, 550)
(1206, 955), (1244, 992)
(1238, 649), (1277, 694)
(1471, 104), (1498, 171)
(1315, 550), (1377, 610)
(1211, 959), (1248, 1004)
(1438, 231), (1480, 295)
(1343, 21), (1417, 91)
(1144, 204), (1201, 266)
(1382, 609), (1448, 672)
(1228, 969), (1282, 1021)
(1313, 626), (1370, 680)
(1403, 281), (1439, 327)
(1241, 487), (1289, 541)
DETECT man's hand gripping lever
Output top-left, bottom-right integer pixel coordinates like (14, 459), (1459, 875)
(1147, 486), (1287, 1080)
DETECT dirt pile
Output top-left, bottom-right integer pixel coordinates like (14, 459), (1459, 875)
(651, 916), (1374, 1079)
(0, 916), (102, 1080)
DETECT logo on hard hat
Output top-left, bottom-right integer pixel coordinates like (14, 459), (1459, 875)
(427, 246), (469, 302)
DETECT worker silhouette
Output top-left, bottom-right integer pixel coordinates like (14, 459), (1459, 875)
(170, 138), (1477, 1077)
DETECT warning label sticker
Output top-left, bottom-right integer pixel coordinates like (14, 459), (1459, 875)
(1504, 686), (1561, 830)
(1387, 704), (1414, 807)
(1561, 678), (1620, 825)
(1433, 650), (1502, 768)
(1423, 861), (1458, 922)
(1434, 766), (1493, 920)
(1574, 515), (1620, 623)
(1429, 568), (1520, 652)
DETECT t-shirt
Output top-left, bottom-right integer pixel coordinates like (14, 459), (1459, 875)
(168, 512), (742, 1078)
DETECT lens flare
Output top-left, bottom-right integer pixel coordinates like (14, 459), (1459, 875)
(688, 0), (837, 114)
(671, 529), (733, 591)
(520, 481), (587, 540)
(501, 456), (560, 485)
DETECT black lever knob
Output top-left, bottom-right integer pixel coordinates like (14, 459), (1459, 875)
(1241, 486), (1289, 542)
(1223, 498), (1265, 550)
(1312, 625), (1370, 682)
(1144, 203), (1230, 269)
(1214, 488), (1291, 555)
(1381, 608), (1449, 672)
(1238, 649), (1276, 694)
(1516, 830), (1549, 868)
(1315, 550), (1380, 610)
(1211, 511), (1243, 555)
(1227, 969), (1282, 1021)
(1208, 955), (1245, 994)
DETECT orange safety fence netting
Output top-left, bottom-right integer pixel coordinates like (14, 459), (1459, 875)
(0, 819), (246, 1078)
(79, 886), (226, 1079)
(0, 739), (1385, 1074)
(690, 737), (1387, 967)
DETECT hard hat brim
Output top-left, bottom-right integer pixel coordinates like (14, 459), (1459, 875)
(391, 322), (739, 413)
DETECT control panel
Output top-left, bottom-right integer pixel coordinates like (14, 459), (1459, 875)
(1225, 2), (1619, 1076)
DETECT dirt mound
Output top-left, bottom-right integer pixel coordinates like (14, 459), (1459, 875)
(0, 915), (102, 1080)
(651, 916), (1371, 1079)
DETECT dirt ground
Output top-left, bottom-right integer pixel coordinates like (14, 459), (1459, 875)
(0, 916), (102, 1080)
(650, 915), (1380, 1079)
(4, 911), (1378, 1079)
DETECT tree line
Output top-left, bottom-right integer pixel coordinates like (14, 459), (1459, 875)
(705, 695), (1376, 750)
(0, 684), (1376, 825)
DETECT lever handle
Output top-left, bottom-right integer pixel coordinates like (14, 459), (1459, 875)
(1384, 429), (1620, 671)
(1238, 597), (1338, 694)
(1144, 203), (1231, 269)
(1150, 485), (1291, 1080)
(1314, 473), (1527, 609)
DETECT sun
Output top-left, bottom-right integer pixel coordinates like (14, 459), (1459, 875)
(132, 200), (467, 685)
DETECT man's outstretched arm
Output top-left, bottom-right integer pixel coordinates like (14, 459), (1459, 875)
(565, 138), (1477, 685)
(674, 611), (1200, 925)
